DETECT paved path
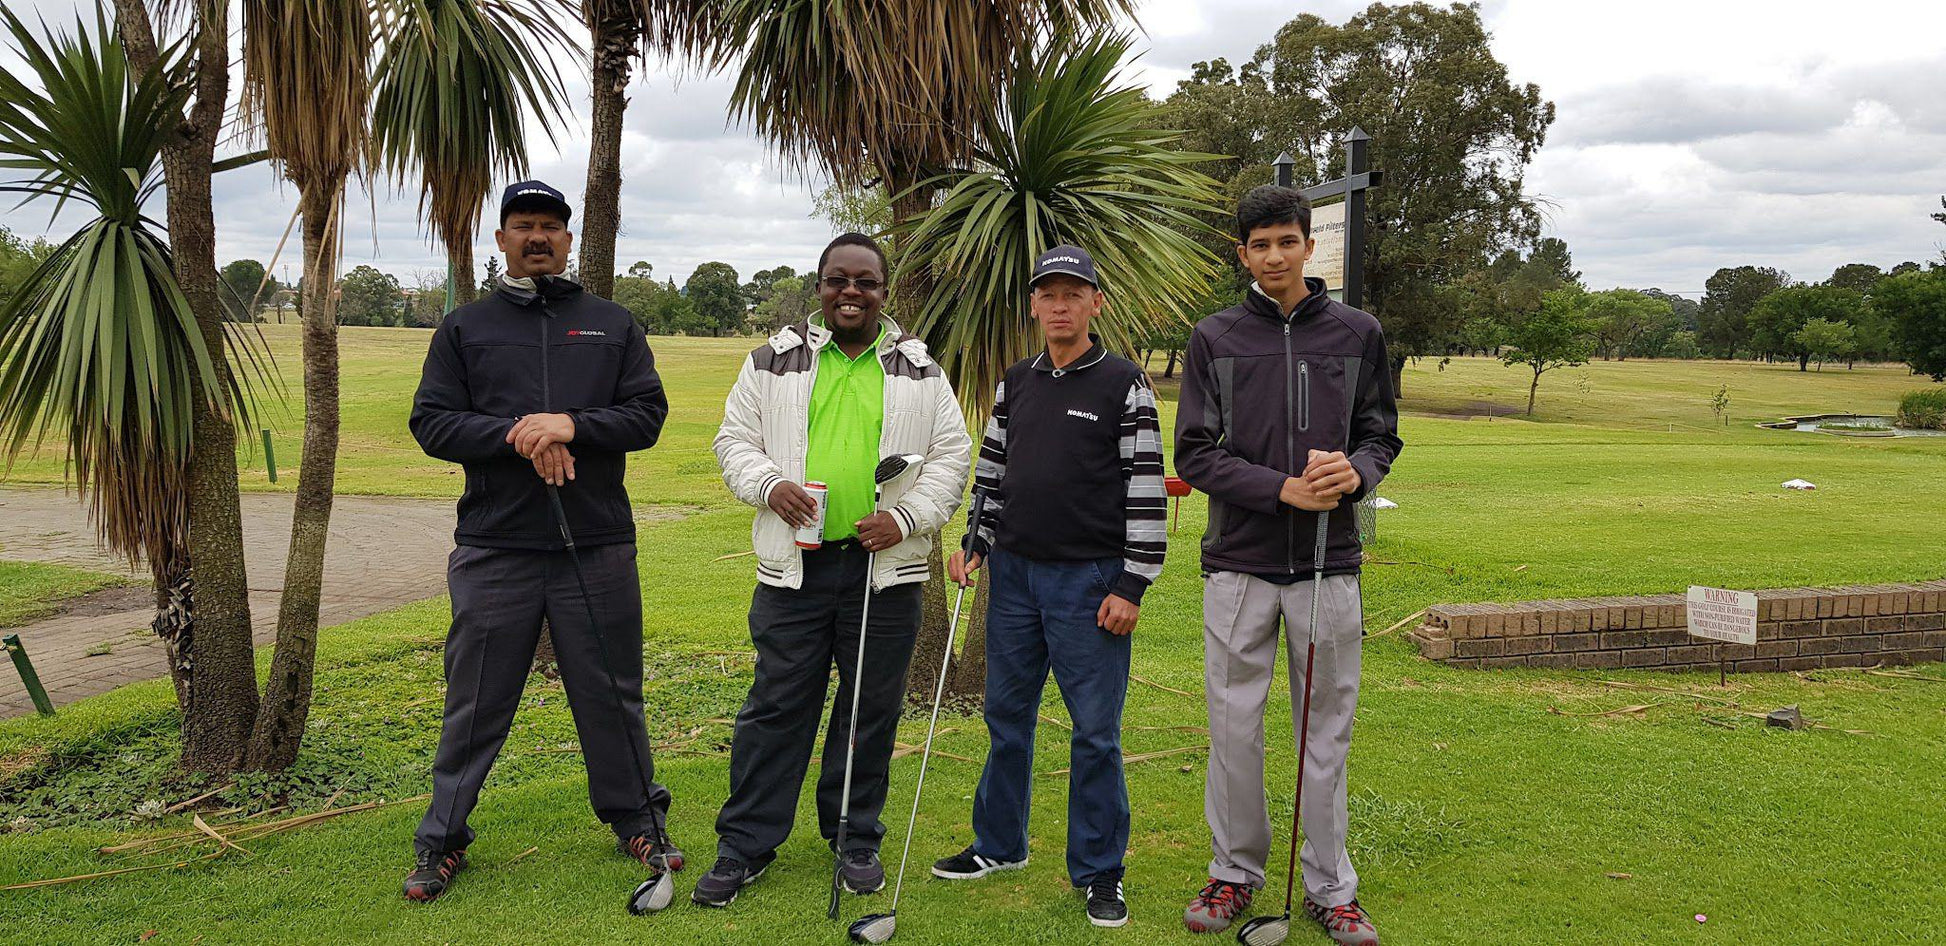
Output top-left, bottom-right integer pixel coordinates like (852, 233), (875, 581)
(0, 488), (457, 718)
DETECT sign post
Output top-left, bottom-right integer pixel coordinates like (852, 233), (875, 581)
(1687, 586), (1758, 687)
(1280, 128), (1382, 309)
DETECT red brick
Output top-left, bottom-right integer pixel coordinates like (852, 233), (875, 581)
(1574, 651), (1623, 670)
(1862, 595), (1880, 617)
(1839, 635), (1880, 654)
(1668, 644), (1715, 663)
(1779, 621), (1821, 639)
(1925, 631), (1946, 649)
(1528, 654), (1577, 670)
(1909, 614), (1945, 632)
(1485, 612), (1507, 636)
(1881, 632), (1928, 651)
(1756, 621), (1784, 641)
(1621, 648), (1668, 667)
(1554, 632), (1602, 652)
(1719, 643), (1757, 660)
(1409, 631), (1454, 661)
(1757, 639), (1799, 658)
(1824, 618), (1864, 636)
(1816, 597), (1835, 618)
(1456, 638), (1505, 658)
(1799, 637), (1842, 656)
(1824, 653), (1866, 668)
(1778, 656), (1823, 672)
(1735, 658), (1780, 673)
(1504, 636), (1553, 656)
(1480, 655), (1530, 669)
(1601, 630), (1652, 650)
(1645, 629), (1693, 647)
(1879, 648), (1946, 667)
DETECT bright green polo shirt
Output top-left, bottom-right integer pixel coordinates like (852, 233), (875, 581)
(804, 330), (885, 541)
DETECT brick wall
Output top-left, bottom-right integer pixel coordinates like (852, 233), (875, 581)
(1406, 581), (1946, 672)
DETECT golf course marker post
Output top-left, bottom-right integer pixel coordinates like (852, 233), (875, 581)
(1687, 586), (1757, 687)
(4, 634), (55, 716)
(262, 428), (277, 483)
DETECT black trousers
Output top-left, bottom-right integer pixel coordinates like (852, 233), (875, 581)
(714, 542), (923, 865)
(415, 542), (670, 854)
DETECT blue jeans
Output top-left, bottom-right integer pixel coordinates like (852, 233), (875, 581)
(970, 547), (1133, 886)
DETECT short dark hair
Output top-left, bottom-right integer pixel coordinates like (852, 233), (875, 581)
(818, 232), (888, 278)
(1236, 185), (1311, 243)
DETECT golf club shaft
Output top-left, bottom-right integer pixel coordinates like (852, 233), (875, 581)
(831, 488), (886, 917)
(1280, 513), (1332, 917)
(546, 486), (669, 852)
(888, 578), (970, 911)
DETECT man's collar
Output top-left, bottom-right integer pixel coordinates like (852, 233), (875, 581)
(1032, 334), (1107, 374)
(1247, 276), (1329, 319)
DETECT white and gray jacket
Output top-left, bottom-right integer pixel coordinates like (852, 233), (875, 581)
(714, 317), (972, 590)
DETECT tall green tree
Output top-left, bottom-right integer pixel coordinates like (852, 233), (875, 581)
(683, 261), (743, 335)
(1182, 3), (1555, 395)
(1585, 288), (1673, 361)
(1748, 284), (1862, 371)
(1877, 268), (1946, 380)
(337, 265), (406, 326)
(371, 0), (573, 310)
(1503, 287), (1595, 414)
(1826, 263), (1884, 294)
(219, 259), (270, 320)
(1793, 318), (1853, 371)
(1698, 265), (1790, 358)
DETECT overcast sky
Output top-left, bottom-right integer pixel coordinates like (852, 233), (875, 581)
(3, 0), (1943, 294)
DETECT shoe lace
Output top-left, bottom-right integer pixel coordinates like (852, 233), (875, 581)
(1324, 901), (1369, 929)
(1197, 879), (1249, 915)
(709, 855), (747, 876)
(414, 850), (457, 876)
(843, 849), (878, 868)
(1088, 872), (1124, 901)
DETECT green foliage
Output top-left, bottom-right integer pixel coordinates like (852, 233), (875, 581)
(1896, 387), (1946, 429)
(894, 33), (1223, 416)
(1875, 268), (1946, 380)
(1501, 287), (1595, 413)
(479, 255), (502, 296)
(219, 258), (271, 321)
(1583, 288), (1674, 361)
(751, 273), (816, 333)
(336, 265), (404, 326)
(682, 261), (744, 336)
(1825, 262), (1884, 294)
(1748, 284), (1863, 370)
(1793, 317), (1854, 370)
(1698, 265), (1790, 358)
(1664, 330), (1703, 360)
(0, 6), (229, 569)
(0, 226), (56, 310)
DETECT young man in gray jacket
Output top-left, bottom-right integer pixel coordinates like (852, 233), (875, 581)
(700, 233), (971, 907)
(1176, 186), (1402, 945)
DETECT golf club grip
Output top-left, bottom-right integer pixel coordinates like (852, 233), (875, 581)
(1312, 511), (1329, 572)
(962, 489), (989, 554)
(546, 485), (574, 549)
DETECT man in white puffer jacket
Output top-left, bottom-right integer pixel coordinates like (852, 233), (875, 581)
(696, 233), (971, 907)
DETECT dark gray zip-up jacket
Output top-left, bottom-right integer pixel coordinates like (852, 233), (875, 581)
(1174, 277), (1402, 578)
(410, 275), (667, 550)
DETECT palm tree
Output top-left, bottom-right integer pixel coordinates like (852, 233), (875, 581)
(0, 7), (237, 715)
(709, 0), (1133, 698)
(371, 0), (576, 309)
(892, 33), (1224, 696)
(239, 0), (372, 771)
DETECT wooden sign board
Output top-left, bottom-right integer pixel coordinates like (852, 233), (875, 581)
(1308, 200), (1347, 294)
(1686, 586), (1757, 646)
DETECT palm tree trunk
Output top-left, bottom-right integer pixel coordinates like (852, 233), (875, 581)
(116, 0), (260, 775)
(448, 237), (476, 308)
(247, 183), (344, 771)
(578, 3), (637, 300)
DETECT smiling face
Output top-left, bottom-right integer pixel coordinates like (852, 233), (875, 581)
(818, 244), (887, 338)
(1237, 220), (1314, 297)
(1029, 274), (1103, 347)
(496, 210), (573, 278)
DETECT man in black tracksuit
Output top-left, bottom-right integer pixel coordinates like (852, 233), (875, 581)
(403, 181), (677, 902)
(1176, 186), (1401, 944)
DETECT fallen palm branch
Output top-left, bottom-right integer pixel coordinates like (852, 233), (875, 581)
(191, 814), (252, 858)
(1368, 609), (1427, 641)
(3, 851), (225, 890)
(891, 741), (974, 764)
(1130, 674), (1198, 700)
(1732, 711), (1873, 737)
(1598, 680), (1739, 706)
(1042, 743), (1207, 777)
(164, 781), (236, 814)
(1866, 669), (1946, 683)
(1547, 702), (1667, 718)
(1039, 713), (1072, 731)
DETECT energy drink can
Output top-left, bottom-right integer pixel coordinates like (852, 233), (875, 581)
(795, 481), (828, 549)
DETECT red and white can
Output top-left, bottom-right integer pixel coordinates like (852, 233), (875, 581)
(795, 481), (828, 549)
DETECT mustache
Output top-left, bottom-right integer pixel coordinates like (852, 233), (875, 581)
(521, 242), (555, 256)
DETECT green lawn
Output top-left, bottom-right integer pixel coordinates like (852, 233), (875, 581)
(4, 331), (1944, 945)
(0, 560), (129, 629)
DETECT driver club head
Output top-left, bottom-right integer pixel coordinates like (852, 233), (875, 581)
(627, 871), (674, 915)
(848, 912), (897, 944)
(873, 453), (925, 486)
(1235, 914), (1291, 946)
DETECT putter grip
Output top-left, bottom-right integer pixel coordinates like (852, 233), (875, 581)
(962, 490), (989, 554)
(1312, 512), (1329, 567)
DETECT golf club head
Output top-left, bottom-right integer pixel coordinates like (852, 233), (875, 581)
(627, 871), (674, 915)
(1235, 914), (1291, 946)
(828, 866), (844, 920)
(874, 453), (925, 486)
(848, 913), (897, 944)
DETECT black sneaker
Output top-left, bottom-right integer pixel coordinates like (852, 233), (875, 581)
(931, 845), (1028, 880)
(691, 856), (765, 907)
(619, 830), (686, 872)
(403, 848), (467, 902)
(1086, 869), (1129, 928)
(839, 848), (885, 894)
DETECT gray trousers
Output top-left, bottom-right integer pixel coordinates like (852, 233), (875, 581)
(415, 543), (669, 854)
(1202, 571), (1362, 906)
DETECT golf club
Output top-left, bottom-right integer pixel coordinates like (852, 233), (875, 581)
(829, 454), (927, 920)
(544, 485), (675, 915)
(850, 490), (988, 945)
(1235, 512), (1332, 946)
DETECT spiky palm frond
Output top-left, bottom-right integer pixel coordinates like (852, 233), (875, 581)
(241, 0), (372, 195)
(371, 0), (577, 270)
(0, 6), (225, 568)
(715, 0), (1134, 188)
(892, 32), (1226, 417)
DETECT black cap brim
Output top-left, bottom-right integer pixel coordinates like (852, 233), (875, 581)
(1029, 267), (1099, 288)
(501, 195), (572, 225)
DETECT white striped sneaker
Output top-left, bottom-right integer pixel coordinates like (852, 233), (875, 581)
(931, 845), (1028, 880)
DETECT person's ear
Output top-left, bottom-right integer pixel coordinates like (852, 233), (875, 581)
(1235, 242), (1250, 269)
(494, 229), (509, 253)
(1303, 237), (1316, 263)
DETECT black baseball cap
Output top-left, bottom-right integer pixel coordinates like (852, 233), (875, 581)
(499, 180), (572, 225)
(1029, 244), (1100, 290)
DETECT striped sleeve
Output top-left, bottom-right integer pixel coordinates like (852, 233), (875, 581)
(1115, 375), (1167, 603)
(967, 379), (1008, 555)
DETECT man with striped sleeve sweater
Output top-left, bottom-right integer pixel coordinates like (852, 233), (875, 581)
(931, 245), (1167, 928)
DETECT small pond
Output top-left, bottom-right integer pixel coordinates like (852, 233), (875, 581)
(1759, 414), (1946, 438)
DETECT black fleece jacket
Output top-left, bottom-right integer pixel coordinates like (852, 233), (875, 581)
(1174, 277), (1402, 578)
(410, 276), (667, 550)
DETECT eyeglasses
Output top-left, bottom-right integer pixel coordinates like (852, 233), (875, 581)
(820, 275), (885, 293)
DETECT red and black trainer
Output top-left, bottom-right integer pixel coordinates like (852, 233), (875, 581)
(403, 848), (467, 902)
(1304, 897), (1380, 946)
(1183, 878), (1256, 933)
(620, 831), (685, 872)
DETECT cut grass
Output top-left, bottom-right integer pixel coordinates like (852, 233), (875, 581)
(2, 333), (1943, 944)
(0, 560), (131, 629)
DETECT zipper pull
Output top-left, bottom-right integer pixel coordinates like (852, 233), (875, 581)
(1283, 323), (1291, 336)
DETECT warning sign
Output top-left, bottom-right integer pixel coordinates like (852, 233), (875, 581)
(1687, 586), (1757, 646)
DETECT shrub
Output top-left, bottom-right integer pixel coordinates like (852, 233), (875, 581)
(1897, 388), (1946, 429)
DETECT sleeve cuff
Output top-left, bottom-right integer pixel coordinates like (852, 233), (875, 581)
(1346, 455), (1381, 502)
(1112, 571), (1150, 605)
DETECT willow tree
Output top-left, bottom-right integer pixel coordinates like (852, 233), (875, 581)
(239, 0), (372, 771)
(893, 33), (1223, 694)
(372, 0), (575, 309)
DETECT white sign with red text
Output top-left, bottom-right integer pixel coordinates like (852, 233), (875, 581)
(1687, 586), (1757, 646)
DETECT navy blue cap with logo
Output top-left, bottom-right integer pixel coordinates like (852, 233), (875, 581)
(1029, 244), (1100, 290)
(499, 180), (573, 225)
